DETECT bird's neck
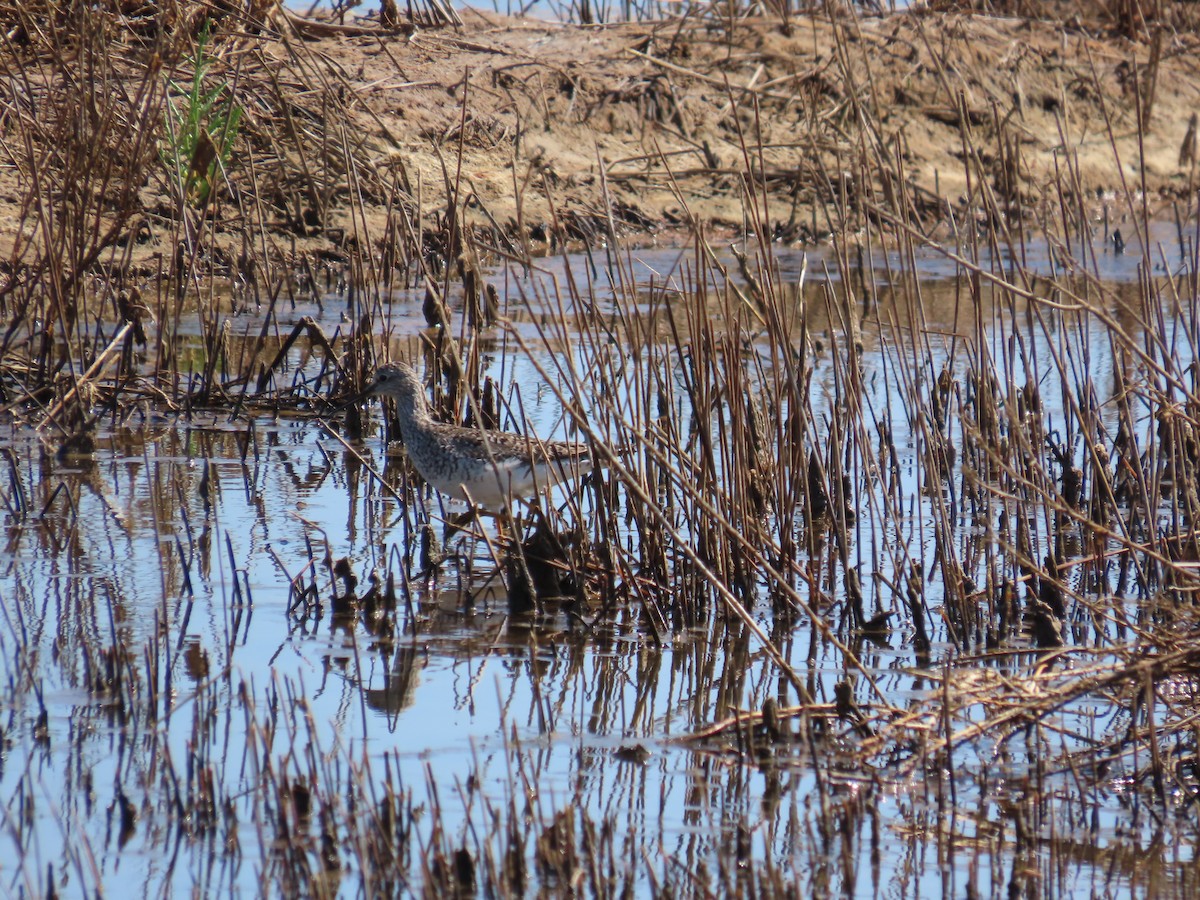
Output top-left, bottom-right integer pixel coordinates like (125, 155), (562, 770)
(398, 390), (434, 428)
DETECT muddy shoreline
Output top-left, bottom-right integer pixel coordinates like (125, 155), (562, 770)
(2, 4), (1199, 281)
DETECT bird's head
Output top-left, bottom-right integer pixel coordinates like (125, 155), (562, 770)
(367, 362), (424, 401)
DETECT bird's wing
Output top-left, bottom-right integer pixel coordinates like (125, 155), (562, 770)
(430, 424), (588, 464)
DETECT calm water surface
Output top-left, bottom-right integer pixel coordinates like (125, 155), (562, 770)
(2, 222), (1198, 896)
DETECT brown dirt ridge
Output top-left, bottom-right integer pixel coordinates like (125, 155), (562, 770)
(2, 2), (1199, 276)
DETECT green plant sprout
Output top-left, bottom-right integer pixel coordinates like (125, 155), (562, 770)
(161, 23), (242, 207)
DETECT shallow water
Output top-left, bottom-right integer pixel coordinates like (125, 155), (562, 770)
(3, 220), (1200, 896)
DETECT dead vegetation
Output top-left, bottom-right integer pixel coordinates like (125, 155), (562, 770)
(3, 0), (1200, 897)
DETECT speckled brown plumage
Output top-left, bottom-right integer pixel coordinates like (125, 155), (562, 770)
(368, 362), (591, 510)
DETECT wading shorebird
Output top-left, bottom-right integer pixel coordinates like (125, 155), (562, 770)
(366, 362), (593, 512)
